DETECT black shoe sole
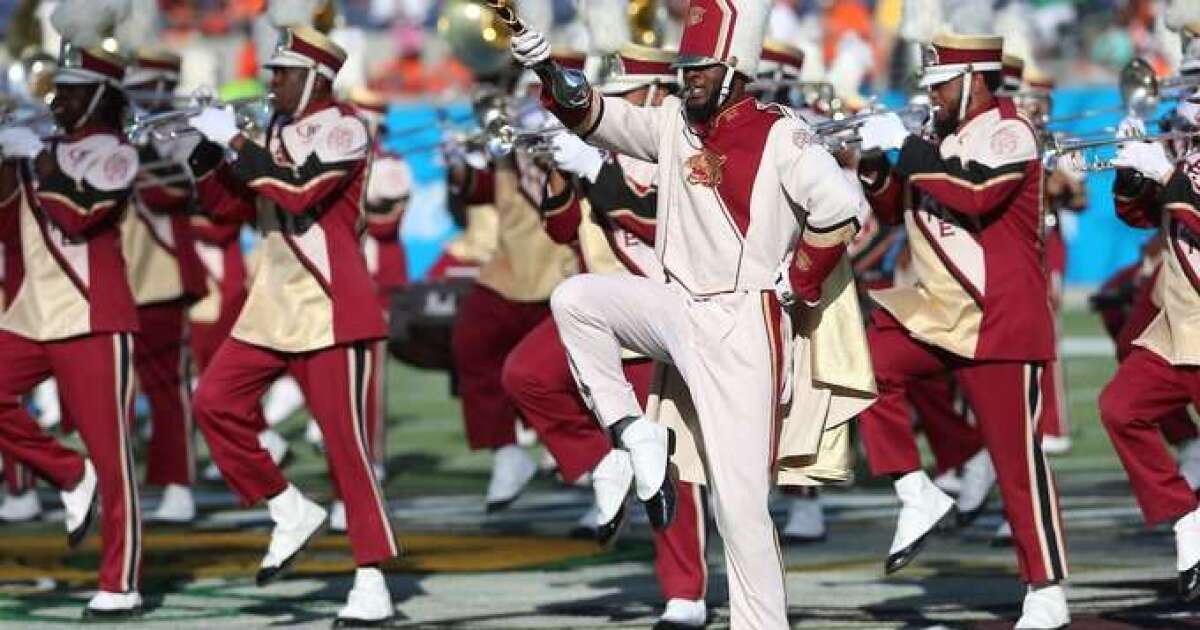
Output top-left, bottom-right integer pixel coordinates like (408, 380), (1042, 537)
(1180, 560), (1200, 602)
(645, 429), (677, 531)
(597, 503), (630, 549)
(68, 493), (98, 550)
(332, 615), (394, 628)
(82, 605), (143, 621)
(782, 533), (828, 545)
(955, 498), (989, 528)
(256, 523), (324, 586)
(884, 506), (955, 575)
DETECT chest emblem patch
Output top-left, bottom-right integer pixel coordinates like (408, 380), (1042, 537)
(685, 149), (726, 188)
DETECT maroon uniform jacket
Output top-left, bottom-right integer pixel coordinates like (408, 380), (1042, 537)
(0, 125), (139, 340)
(189, 100), (386, 352)
(860, 98), (1055, 362)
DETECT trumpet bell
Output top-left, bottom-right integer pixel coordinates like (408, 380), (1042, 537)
(1120, 57), (1160, 119)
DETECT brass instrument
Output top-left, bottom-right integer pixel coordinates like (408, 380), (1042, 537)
(628, 0), (660, 47)
(814, 102), (938, 152)
(1046, 57), (1199, 127)
(126, 95), (272, 146)
(1042, 129), (1200, 171)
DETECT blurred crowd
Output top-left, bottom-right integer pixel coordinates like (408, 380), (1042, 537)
(0, 0), (1193, 103)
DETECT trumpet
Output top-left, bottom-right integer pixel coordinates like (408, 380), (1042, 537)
(813, 103), (938, 152)
(126, 95), (272, 146)
(1045, 57), (1199, 127)
(1043, 129), (1200, 171)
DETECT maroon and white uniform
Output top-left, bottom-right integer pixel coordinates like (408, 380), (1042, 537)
(546, 75), (867, 630)
(189, 98), (399, 567)
(0, 124), (143, 594)
(857, 96), (1068, 584)
(1100, 155), (1200, 525)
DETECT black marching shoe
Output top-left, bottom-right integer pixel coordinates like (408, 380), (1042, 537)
(1181, 560), (1200, 602)
(610, 416), (677, 530)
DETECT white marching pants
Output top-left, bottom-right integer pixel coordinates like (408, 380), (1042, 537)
(551, 273), (788, 630)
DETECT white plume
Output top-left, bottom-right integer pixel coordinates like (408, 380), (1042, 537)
(268, 0), (320, 28)
(943, 0), (995, 35)
(577, 0), (630, 55)
(114, 0), (160, 51)
(1166, 0), (1200, 31)
(900, 0), (942, 43)
(50, 0), (131, 48)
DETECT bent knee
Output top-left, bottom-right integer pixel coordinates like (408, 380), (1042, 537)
(549, 275), (600, 319)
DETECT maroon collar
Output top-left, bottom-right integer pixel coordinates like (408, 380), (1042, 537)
(691, 94), (756, 137)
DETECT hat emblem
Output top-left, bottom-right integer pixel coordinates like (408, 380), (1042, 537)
(688, 6), (706, 27)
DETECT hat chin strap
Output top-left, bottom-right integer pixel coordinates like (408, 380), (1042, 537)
(643, 83), (657, 108)
(957, 69), (972, 124)
(75, 82), (107, 131)
(717, 61), (736, 108)
(296, 67), (317, 117)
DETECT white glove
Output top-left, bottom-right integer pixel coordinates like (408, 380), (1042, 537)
(0, 127), (44, 159)
(857, 112), (910, 152)
(511, 29), (550, 68)
(1112, 141), (1174, 184)
(550, 133), (603, 182)
(187, 105), (239, 147)
(772, 252), (797, 308)
(1117, 115), (1146, 139)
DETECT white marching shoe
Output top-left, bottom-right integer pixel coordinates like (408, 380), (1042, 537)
(1014, 584), (1069, 629)
(1178, 439), (1200, 490)
(1175, 506), (1200, 600)
(333, 567), (394, 627)
(83, 590), (143, 619)
(149, 484), (196, 523)
(655, 598), (707, 629)
(955, 449), (996, 527)
(330, 499), (348, 533)
(485, 444), (537, 512)
(60, 459), (98, 549)
(612, 416), (676, 530)
(886, 471), (954, 574)
(304, 419), (324, 451)
(782, 493), (827, 543)
(256, 484), (327, 586)
(591, 449), (633, 547)
(932, 469), (962, 496)
(0, 490), (42, 522)
(1041, 435), (1072, 456)
(258, 429), (291, 466)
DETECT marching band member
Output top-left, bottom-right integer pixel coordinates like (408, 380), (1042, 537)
(0, 46), (144, 618)
(447, 56), (579, 513)
(121, 49), (209, 523)
(500, 44), (709, 629)
(513, 0), (872, 624)
(0, 246), (40, 523)
(854, 33), (1070, 627)
(186, 26), (399, 625)
(1100, 96), (1200, 601)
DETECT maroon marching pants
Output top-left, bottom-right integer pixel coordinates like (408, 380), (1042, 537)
(858, 314), (1068, 584)
(1100, 347), (1200, 525)
(907, 375), (983, 475)
(502, 317), (708, 601)
(0, 331), (141, 592)
(192, 338), (399, 565)
(135, 303), (194, 487)
(451, 284), (551, 450)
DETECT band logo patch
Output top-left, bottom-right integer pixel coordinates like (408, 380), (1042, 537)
(688, 6), (706, 26)
(685, 149), (725, 188)
(990, 127), (1019, 157)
